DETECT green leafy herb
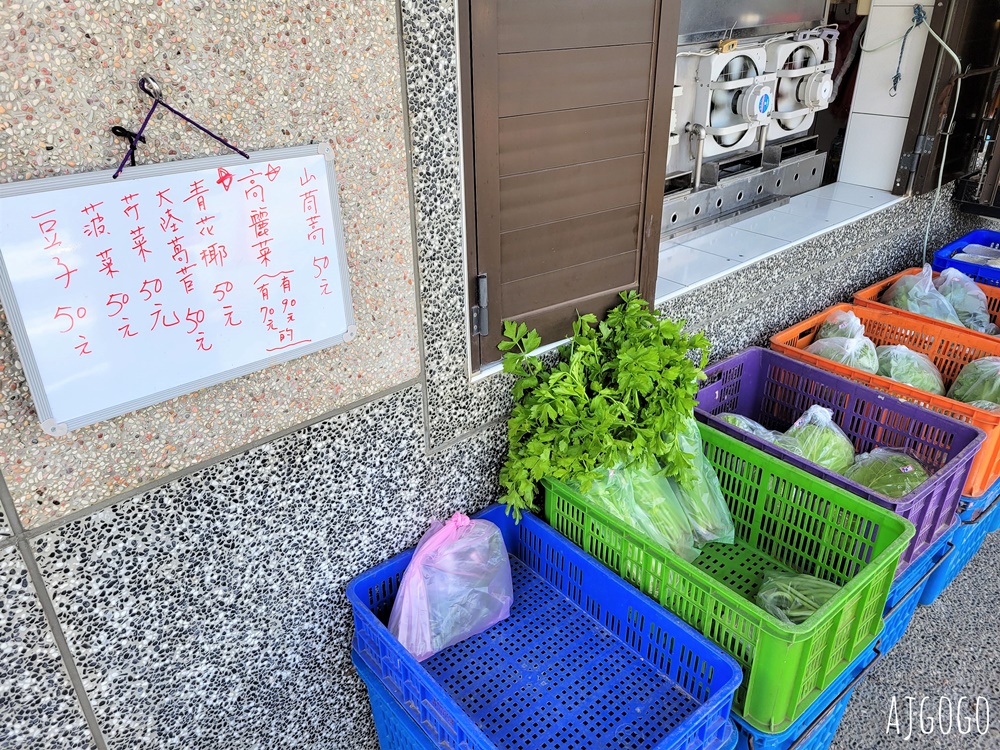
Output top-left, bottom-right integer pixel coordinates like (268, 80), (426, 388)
(499, 291), (710, 519)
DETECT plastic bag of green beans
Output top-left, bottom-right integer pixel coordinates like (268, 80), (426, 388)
(756, 572), (841, 624)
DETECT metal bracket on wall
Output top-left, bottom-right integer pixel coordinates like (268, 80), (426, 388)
(471, 274), (489, 337)
(899, 134), (935, 173)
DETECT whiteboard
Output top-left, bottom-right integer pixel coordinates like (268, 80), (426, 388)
(0, 144), (355, 435)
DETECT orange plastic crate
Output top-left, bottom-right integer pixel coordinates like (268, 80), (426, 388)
(853, 267), (1000, 342)
(770, 303), (1000, 497)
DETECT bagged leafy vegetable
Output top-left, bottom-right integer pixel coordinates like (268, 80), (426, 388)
(933, 268), (999, 334)
(879, 265), (963, 326)
(948, 357), (1000, 405)
(786, 405), (856, 473)
(843, 448), (930, 498)
(669, 417), (735, 546)
(969, 400), (1000, 411)
(389, 513), (513, 661)
(500, 292), (710, 519)
(756, 572), (841, 625)
(766, 431), (808, 457)
(805, 335), (879, 374)
(875, 345), (945, 395)
(720, 413), (771, 437)
(720, 413), (806, 456)
(816, 309), (865, 340)
(578, 462), (701, 562)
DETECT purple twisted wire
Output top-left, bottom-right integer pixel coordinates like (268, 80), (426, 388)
(113, 76), (250, 179)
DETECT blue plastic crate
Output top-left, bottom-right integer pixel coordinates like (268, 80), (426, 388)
(720, 720), (738, 750)
(958, 472), (1000, 523)
(921, 490), (1000, 606)
(354, 650), (437, 750)
(347, 505), (742, 750)
(733, 642), (880, 750)
(355, 649), (740, 750)
(932, 229), (1000, 288)
(881, 530), (953, 653)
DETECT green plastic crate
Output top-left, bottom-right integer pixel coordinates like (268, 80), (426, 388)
(543, 423), (914, 734)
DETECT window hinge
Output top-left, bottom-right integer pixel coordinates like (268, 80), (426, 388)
(899, 135), (935, 173)
(471, 273), (489, 337)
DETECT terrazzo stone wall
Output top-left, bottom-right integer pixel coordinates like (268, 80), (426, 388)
(2, 1), (999, 749)
(0, 0), (420, 530)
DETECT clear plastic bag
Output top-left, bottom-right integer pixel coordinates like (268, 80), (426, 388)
(756, 572), (841, 625)
(816, 310), (865, 340)
(948, 357), (1000, 405)
(879, 264), (963, 326)
(669, 417), (736, 546)
(805, 335), (879, 374)
(933, 268), (999, 335)
(766, 431), (807, 458)
(720, 413), (805, 456)
(956, 249), (1000, 267)
(969, 399), (1000, 412)
(388, 513), (514, 662)
(785, 405), (856, 473)
(843, 448), (930, 499)
(580, 462), (701, 562)
(959, 243), (1000, 259)
(720, 412), (770, 437)
(875, 345), (945, 395)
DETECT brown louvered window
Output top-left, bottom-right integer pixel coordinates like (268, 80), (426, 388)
(461, 0), (680, 368)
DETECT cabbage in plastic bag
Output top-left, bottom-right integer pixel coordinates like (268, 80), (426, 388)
(816, 310), (865, 340)
(756, 572), (841, 625)
(875, 345), (945, 395)
(933, 268), (999, 335)
(669, 417), (736, 546)
(843, 448), (930, 498)
(805, 335), (879, 374)
(720, 413), (770, 436)
(969, 400), (1000, 411)
(948, 357), (1000, 405)
(578, 462), (701, 562)
(766, 431), (808, 457)
(879, 265), (963, 326)
(720, 413), (806, 456)
(785, 405), (856, 473)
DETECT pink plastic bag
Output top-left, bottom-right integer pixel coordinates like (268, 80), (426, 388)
(388, 513), (514, 661)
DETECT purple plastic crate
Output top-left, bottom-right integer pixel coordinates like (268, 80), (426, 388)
(696, 348), (985, 577)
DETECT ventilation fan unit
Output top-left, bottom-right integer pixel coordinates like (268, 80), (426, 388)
(690, 47), (775, 158)
(765, 38), (834, 139)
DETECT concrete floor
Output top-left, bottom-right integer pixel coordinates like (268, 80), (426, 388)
(830, 531), (1000, 749)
